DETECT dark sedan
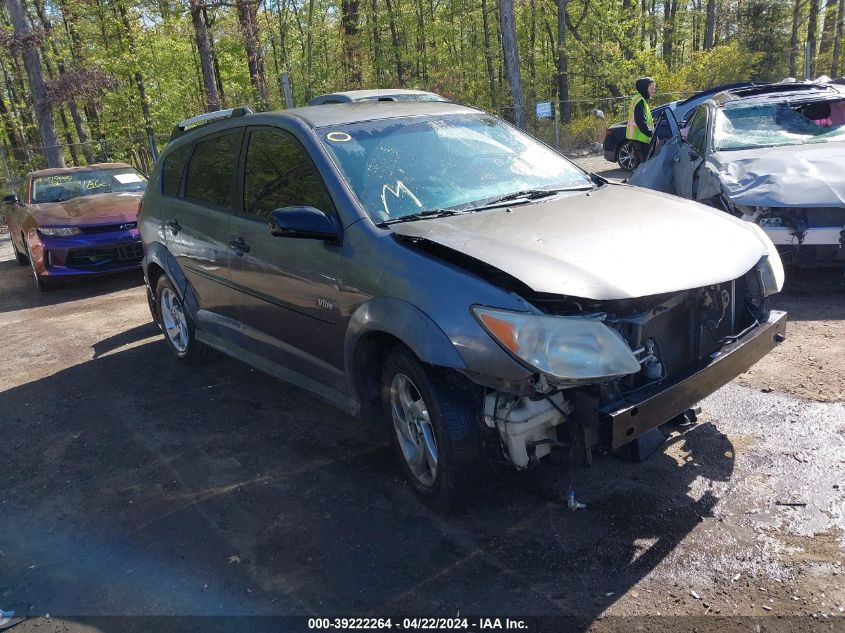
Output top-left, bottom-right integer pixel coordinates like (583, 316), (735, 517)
(4, 162), (147, 290)
(603, 82), (754, 170)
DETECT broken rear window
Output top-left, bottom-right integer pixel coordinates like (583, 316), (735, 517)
(713, 100), (845, 150)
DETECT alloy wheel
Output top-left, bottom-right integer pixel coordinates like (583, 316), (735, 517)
(618, 141), (639, 171)
(390, 372), (439, 487)
(160, 287), (189, 353)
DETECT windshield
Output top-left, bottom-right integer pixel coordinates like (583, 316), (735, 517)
(31, 167), (147, 203)
(713, 100), (845, 150)
(319, 114), (593, 222)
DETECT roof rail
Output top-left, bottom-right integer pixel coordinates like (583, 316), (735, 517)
(169, 107), (253, 142)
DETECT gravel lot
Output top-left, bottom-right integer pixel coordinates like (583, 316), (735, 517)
(1, 156), (843, 632)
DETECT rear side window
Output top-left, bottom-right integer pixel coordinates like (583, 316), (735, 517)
(184, 131), (242, 208)
(243, 129), (334, 219)
(161, 144), (190, 196)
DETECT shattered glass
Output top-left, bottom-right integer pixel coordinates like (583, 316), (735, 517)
(714, 102), (845, 151)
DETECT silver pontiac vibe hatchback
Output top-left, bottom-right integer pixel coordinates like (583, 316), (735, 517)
(139, 102), (787, 511)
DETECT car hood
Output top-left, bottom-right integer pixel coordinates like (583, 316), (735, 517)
(27, 192), (142, 226)
(390, 184), (768, 300)
(710, 141), (845, 207)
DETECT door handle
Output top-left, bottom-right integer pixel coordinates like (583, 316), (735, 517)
(228, 237), (251, 256)
(166, 219), (181, 235)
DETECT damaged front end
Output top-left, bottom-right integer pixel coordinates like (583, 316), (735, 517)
(471, 259), (787, 469)
(722, 200), (845, 267)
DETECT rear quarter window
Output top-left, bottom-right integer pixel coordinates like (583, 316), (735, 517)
(161, 144), (191, 197)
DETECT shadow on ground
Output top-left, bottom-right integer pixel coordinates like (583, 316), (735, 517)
(0, 339), (734, 630)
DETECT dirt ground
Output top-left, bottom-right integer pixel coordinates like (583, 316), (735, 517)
(0, 161), (844, 632)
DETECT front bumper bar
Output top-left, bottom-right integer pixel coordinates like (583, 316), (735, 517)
(603, 310), (788, 449)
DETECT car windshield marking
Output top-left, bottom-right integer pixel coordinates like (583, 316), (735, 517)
(467, 186), (594, 211)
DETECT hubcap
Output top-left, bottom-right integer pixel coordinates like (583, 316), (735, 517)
(390, 373), (438, 487)
(618, 142), (638, 170)
(160, 287), (189, 353)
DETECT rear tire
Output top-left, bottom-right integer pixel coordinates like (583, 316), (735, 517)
(381, 345), (484, 512)
(155, 275), (214, 364)
(617, 140), (641, 171)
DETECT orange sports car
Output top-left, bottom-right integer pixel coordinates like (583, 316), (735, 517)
(4, 162), (147, 290)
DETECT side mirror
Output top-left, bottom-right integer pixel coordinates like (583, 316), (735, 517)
(268, 206), (340, 243)
(3, 192), (20, 205)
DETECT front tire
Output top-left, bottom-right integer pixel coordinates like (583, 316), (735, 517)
(25, 240), (50, 291)
(11, 233), (28, 266)
(617, 140), (640, 171)
(381, 346), (484, 512)
(155, 275), (214, 364)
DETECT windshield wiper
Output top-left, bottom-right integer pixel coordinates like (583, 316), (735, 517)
(468, 186), (594, 212)
(378, 208), (464, 226)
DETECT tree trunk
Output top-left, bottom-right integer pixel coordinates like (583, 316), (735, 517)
(237, 0), (270, 110)
(0, 84), (28, 162)
(807, 0), (820, 78)
(832, 0), (844, 75)
(58, 0), (102, 156)
(818, 0), (837, 59)
(481, 0), (498, 108)
(498, 0), (524, 128)
(190, 0), (221, 112)
(4, 0), (64, 167)
(118, 4), (157, 158)
(385, 0), (404, 85)
(621, 0), (634, 59)
(415, 0), (427, 83)
(204, 9), (227, 106)
(32, 0), (93, 163)
(342, 0), (362, 86)
(371, 0), (383, 84)
(306, 0), (315, 97)
(704, 0), (715, 49)
(662, 0), (677, 68)
(557, 0), (570, 123)
(790, 0), (803, 77)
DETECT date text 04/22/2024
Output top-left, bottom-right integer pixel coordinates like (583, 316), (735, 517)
(307, 618), (529, 630)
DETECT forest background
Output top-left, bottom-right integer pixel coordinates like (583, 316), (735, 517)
(0, 0), (842, 181)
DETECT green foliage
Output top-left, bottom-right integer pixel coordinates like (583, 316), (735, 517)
(0, 0), (829, 176)
(676, 43), (765, 91)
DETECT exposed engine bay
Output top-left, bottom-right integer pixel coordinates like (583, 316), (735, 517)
(477, 265), (771, 469)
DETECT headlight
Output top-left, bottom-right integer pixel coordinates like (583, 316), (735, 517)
(758, 254), (784, 297)
(39, 227), (81, 237)
(119, 222), (137, 230)
(745, 221), (785, 296)
(472, 306), (641, 384)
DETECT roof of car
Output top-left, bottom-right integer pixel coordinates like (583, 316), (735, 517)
(308, 89), (444, 104)
(713, 82), (842, 106)
(27, 162), (134, 178)
(288, 101), (478, 127)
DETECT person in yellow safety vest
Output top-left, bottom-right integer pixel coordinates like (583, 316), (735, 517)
(626, 77), (656, 165)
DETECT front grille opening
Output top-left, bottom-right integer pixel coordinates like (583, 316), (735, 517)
(66, 242), (143, 270)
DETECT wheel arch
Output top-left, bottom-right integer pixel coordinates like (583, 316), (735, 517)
(345, 298), (468, 420)
(143, 241), (200, 320)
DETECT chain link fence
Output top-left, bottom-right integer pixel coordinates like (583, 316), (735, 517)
(497, 91), (696, 153)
